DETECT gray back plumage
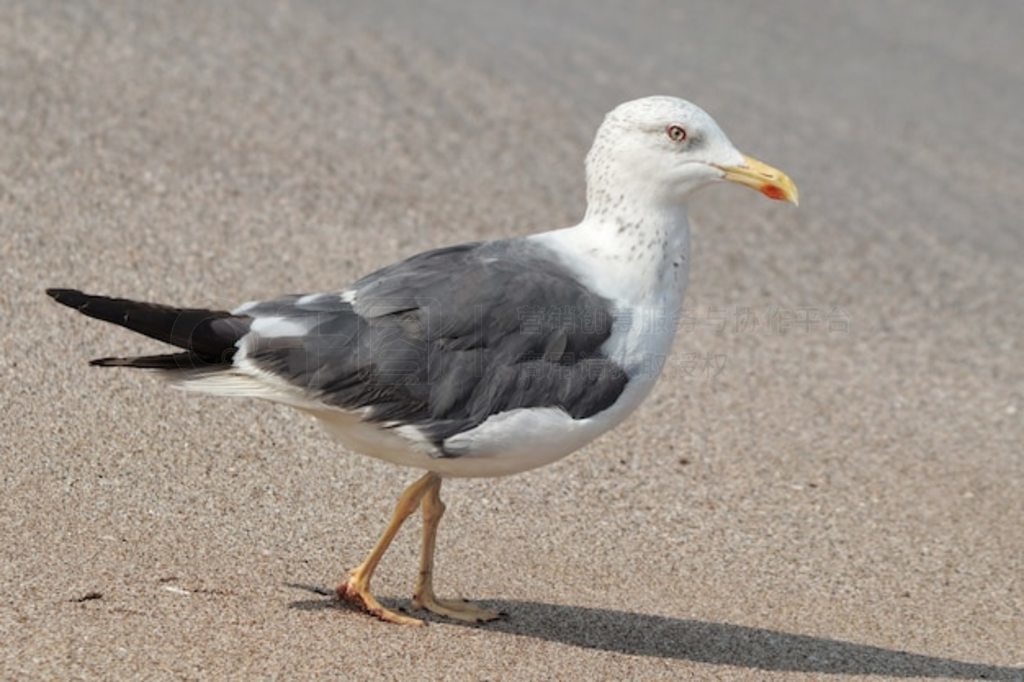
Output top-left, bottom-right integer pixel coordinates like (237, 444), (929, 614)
(244, 240), (629, 451)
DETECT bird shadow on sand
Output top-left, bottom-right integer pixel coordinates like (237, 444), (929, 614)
(287, 584), (1020, 680)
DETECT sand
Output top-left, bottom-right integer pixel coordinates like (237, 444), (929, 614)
(1, 1), (1022, 679)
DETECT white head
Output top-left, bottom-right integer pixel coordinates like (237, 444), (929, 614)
(585, 96), (798, 214)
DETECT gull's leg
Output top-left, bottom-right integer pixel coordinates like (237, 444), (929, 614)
(336, 471), (438, 625)
(411, 478), (503, 623)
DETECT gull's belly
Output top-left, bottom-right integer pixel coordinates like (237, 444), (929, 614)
(309, 406), (586, 478)
(313, 381), (656, 479)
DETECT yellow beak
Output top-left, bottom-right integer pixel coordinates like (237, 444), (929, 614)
(716, 154), (799, 206)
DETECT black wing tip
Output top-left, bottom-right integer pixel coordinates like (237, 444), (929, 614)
(89, 351), (230, 370)
(46, 288), (88, 307)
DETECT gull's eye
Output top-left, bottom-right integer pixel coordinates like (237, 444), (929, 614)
(666, 125), (687, 142)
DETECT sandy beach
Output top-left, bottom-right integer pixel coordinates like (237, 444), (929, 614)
(1, 1), (1022, 678)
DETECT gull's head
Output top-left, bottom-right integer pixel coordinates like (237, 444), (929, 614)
(586, 96), (798, 209)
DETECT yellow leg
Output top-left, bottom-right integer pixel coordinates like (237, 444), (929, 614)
(411, 478), (503, 623)
(336, 472), (438, 625)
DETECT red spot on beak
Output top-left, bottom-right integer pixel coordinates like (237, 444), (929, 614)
(761, 184), (787, 201)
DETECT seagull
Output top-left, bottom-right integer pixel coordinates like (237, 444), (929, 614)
(48, 96), (797, 626)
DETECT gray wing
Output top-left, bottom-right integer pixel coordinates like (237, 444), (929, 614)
(238, 240), (628, 452)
